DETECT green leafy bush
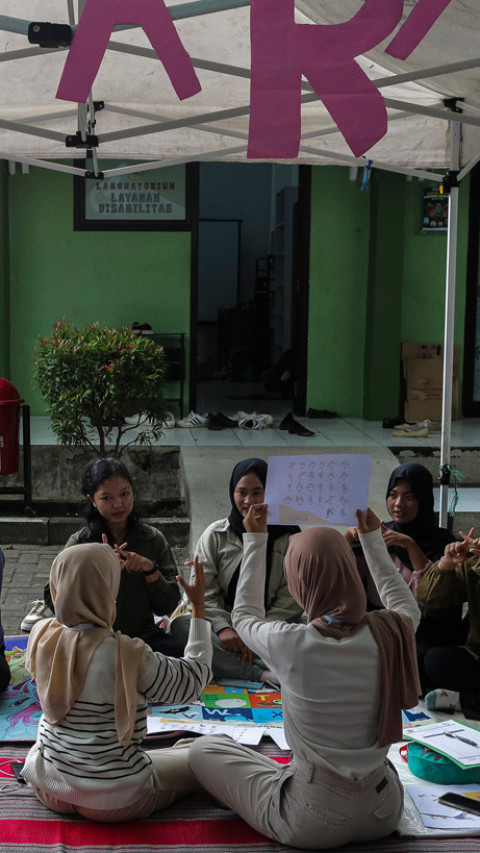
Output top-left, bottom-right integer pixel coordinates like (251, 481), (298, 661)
(34, 319), (167, 456)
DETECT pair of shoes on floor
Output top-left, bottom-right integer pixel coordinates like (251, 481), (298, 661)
(306, 408), (338, 419)
(393, 424), (429, 438)
(207, 412), (238, 430)
(21, 600), (53, 632)
(393, 419), (441, 438)
(176, 411), (208, 428)
(131, 321), (153, 336)
(279, 412), (315, 436)
(234, 411), (273, 430)
(393, 418), (439, 438)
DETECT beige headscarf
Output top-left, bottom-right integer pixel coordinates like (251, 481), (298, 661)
(284, 527), (421, 747)
(26, 543), (146, 747)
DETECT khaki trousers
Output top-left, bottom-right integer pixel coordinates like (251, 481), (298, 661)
(189, 735), (403, 850)
(31, 739), (199, 823)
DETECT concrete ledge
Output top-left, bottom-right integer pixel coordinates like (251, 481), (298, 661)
(0, 517), (50, 544)
(0, 445), (185, 503)
(394, 447), (480, 484)
(0, 516), (190, 546)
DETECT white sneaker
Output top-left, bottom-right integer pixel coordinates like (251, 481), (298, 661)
(176, 411), (208, 428)
(236, 411), (273, 430)
(161, 411), (175, 428)
(393, 425), (429, 438)
(21, 600), (53, 632)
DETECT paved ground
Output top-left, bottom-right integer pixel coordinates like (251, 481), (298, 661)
(1, 544), (59, 636)
(1, 544), (189, 638)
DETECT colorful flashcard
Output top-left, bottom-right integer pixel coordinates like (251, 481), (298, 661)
(149, 684), (284, 730)
(265, 454), (370, 526)
(150, 703), (204, 723)
(249, 692), (282, 708)
(251, 707), (283, 725)
(202, 707), (254, 724)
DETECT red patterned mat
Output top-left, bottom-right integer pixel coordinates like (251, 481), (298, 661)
(1, 747), (479, 853)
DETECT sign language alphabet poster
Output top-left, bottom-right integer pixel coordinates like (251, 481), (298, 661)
(265, 454), (370, 526)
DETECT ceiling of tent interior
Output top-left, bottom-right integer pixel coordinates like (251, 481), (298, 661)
(1, 0), (480, 179)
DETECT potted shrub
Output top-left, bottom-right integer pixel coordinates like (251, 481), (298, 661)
(34, 319), (167, 456)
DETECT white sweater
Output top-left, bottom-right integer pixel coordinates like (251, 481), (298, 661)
(23, 619), (212, 809)
(232, 529), (420, 779)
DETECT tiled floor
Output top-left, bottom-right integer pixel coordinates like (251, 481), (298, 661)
(24, 413), (480, 511)
(25, 413), (480, 449)
(25, 410), (480, 449)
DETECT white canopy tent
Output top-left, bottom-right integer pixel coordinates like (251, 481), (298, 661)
(1, 0), (480, 524)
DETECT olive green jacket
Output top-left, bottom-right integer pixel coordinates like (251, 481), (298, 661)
(417, 558), (478, 660)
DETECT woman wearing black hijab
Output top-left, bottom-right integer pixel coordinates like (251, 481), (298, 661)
(171, 458), (303, 684)
(346, 462), (464, 684)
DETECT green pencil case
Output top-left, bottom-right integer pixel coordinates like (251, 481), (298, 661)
(402, 742), (480, 784)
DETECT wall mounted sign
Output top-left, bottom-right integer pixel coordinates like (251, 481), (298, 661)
(422, 189), (448, 232)
(74, 162), (193, 231)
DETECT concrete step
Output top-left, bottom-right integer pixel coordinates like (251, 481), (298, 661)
(0, 516), (190, 546)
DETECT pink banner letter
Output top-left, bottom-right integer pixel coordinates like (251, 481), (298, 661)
(57, 0), (201, 103)
(248, 0), (405, 160)
(386, 0), (454, 60)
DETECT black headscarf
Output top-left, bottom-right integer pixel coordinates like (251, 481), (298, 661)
(382, 462), (455, 570)
(225, 457), (300, 607)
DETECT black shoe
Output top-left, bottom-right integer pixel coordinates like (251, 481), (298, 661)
(382, 416), (405, 429)
(207, 413), (223, 430)
(280, 412), (314, 436)
(289, 419), (315, 436)
(215, 412), (238, 428)
(279, 413), (295, 431)
(307, 408), (338, 418)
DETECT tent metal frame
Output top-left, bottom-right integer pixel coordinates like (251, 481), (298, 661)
(2, 7), (480, 177)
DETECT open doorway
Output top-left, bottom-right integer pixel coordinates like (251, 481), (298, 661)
(191, 162), (307, 418)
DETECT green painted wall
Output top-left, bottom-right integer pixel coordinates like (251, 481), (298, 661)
(363, 170), (406, 419)
(1, 163), (471, 420)
(307, 166), (470, 419)
(307, 167), (371, 417)
(6, 167), (191, 414)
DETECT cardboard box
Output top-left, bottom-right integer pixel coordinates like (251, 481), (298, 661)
(401, 341), (461, 421)
(404, 382), (459, 422)
(401, 341), (461, 365)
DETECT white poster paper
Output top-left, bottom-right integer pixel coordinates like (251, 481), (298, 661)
(265, 454), (370, 526)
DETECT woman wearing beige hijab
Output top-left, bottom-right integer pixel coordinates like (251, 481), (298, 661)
(22, 543), (212, 823)
(189, 506), (421, 849)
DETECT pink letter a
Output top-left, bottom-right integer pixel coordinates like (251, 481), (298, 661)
(57, 0), (201, 103)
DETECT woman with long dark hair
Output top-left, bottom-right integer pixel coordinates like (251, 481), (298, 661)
(43, 457), (184, 655)
(346, 462), (463, 682)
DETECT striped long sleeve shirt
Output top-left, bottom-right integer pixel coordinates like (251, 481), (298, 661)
(22, 618), (212, 809)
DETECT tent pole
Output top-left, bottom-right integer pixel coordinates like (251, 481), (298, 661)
(439, 120), (461, 528)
